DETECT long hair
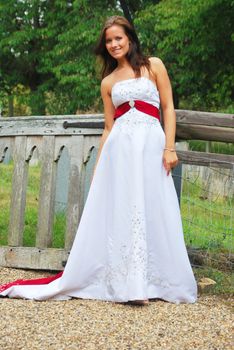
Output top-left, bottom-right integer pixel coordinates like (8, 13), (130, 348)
(95, 16), (150, 79)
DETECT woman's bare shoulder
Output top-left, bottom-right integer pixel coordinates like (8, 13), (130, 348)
(149, 56), (166, 72)
(101, 72), (116, 93)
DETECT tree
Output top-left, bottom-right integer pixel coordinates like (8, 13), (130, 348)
(0, 0), (55, 115)
(0, 0), (118, 115)
(135, 0), (234, 111)
(1, 0), (232, 115)
(44, 0), (117, 114)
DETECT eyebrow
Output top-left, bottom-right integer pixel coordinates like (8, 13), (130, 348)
(105, 34), (123, 39)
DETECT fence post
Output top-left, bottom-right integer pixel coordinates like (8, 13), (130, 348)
(8, 136), (28, 246)
(36, 136), (56, 248)
(65, 135), (84, 250)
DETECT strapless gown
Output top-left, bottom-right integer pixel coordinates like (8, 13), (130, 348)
(0, 77), (197, 303)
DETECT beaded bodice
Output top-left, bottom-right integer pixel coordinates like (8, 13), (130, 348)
(111, 77), (160, 109)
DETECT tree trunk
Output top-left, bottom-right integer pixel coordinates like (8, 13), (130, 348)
(29, 90), (46, 116)
(119, 0), (134, 25)
(8, 94), (14, 117)
(173, 90), (179, 109)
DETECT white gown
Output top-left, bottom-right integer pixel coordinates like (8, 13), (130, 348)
(0, 77), (197, 304)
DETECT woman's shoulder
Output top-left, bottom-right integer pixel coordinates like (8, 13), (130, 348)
(101, 72), (117, 94)
(149, 57), (168, 76)
(149, 56), (166, 69)
(101, 72), (115, 87)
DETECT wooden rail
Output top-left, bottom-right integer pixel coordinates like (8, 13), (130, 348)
(175, 110), (234, 142)
(0, 110), (233, 270)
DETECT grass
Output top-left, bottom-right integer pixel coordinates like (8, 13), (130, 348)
(0, 163), (13, 245)
(188, 140), (234, 155)
(181, 178), (233, 252)
(0, 162), (66, 248)
(194, 267), (233, 296)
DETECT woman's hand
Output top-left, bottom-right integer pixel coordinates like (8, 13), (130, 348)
(163, 149), (179, 176)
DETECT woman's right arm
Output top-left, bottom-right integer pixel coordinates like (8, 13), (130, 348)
(92, 78), (115, 179)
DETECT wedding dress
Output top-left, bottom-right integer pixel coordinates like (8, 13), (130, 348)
(0, 77), (197, 303)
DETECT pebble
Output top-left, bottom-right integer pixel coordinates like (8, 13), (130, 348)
(0, 267), (233, 350)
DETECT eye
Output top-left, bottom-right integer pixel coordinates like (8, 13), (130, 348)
(116, 36), (122, 41)
(105, 39), (111, 44)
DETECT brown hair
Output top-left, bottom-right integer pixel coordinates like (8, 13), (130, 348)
(95, 15), (150, 79)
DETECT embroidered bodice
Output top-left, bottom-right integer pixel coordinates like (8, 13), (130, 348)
(111, 77), (160, 109)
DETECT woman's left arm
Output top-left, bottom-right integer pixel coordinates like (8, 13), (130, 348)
(149, 57), (178, 175)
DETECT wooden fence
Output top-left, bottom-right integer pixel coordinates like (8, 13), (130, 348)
(0, 110), (233, 270)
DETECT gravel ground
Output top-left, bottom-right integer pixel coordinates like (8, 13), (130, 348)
(0, 268), (233, 350)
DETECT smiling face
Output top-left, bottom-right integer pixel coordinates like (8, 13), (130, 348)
(105, 25), (130, 60)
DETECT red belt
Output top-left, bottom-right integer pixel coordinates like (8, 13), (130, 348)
(114, 100), (160, 121)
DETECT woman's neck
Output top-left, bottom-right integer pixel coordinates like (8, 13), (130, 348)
(116, 57), (130, 70)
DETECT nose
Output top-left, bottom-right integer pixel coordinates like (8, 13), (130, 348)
(111, 40), (118, 48)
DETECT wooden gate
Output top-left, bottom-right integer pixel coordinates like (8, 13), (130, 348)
(0, 115), (103, 270)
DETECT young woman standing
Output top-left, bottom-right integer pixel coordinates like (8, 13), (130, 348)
(0, 16), (197, 305)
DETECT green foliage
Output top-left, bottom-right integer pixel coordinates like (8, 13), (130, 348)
(44, 0), (118, 114)
(0, 0), (119, 115)
(0, 0), (53, 114)
(136, 0), (234, 111)
(0, 0), (233, 114)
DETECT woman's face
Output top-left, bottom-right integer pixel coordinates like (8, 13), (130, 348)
(105, 25), (130, 60)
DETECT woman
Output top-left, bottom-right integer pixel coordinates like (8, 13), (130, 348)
(0, 16), (197, 305)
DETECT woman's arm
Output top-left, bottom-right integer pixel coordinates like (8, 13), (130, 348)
(92, 77), (115, 180)
(149, 57), (178, 175)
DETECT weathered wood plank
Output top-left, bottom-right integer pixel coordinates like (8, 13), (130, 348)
(176, 124), (234, 142)
(25, 136), (42, 162)
(177, 150), (234, 169)
(0, 110), (233, 141)
(0, 115), (104, 136)
(63, 120), (104, 129)
(176, 110), (234, 128)
(81, 136), (100, 212)
(0, 137), (14, 163)
(8, 137), (28, 246)
(0, 246), (69, 270)
(65, 135), (84, 250)
(36, 136), (56, 248)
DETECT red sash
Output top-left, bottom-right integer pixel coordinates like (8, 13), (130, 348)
(114, 100), (160, 121)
